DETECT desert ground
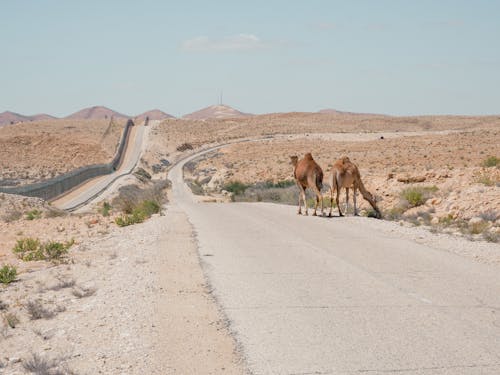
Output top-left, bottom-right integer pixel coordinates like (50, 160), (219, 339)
(0, 112), (499, 373)
(0, 118), (125, 185)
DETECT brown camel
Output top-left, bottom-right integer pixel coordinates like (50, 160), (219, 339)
(328, 156), (381, 218)
(290, 153), (324, 216)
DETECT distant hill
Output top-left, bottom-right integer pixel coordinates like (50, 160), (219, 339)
(183, 104), (252, 120)
(135, 109), (175, 123)
(0, 111), (57, 126)
(318, 108), (386, 116)
(65, 106), (129, 120)
(30, 113), (57, 121)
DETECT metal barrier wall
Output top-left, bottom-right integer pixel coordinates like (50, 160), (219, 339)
(0, 119), (135, 201)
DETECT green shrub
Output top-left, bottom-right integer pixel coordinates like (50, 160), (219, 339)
(44, 240), (73, 260)
(223, 180), (249, 195)
(12, 238), (43, 261)
(482, 156), (499, 168)
(400, 186), (438, 207)
(12, 238), (73, 262)
(100, 202), (111, 217)
(114, 200), (160, 227)
(0, 264), (17, 284)
(140, 200), (160, 216)
(25, 209), (42, 220)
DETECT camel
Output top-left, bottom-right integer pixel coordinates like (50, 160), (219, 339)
(290, 153), (324, 216)
(328, 156), (382, 218)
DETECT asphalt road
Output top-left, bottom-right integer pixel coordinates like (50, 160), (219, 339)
(169, 149), (500, 374)
(52, 122), (148, 211)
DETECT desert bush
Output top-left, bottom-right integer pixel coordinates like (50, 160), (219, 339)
(384, 206), (406, 221)
(0, 264), (17, 284)
(479, 209), (498, 222)
(112, 180), (168, 214)
(439, 214), (455, 226)
(4, 312), (19, 328)
(232, 183), (300, 205)
(115, 209), (146, 227)
(262, 180), (295, 189)
(482, 231), (499, 243)
(223, 180), (249, 195)
(476, 175), (495, 186)
(26, 300), (56, 320)
(469, 221), (489, 235)
(23, 353), (59, 374)
(400, 186), (438, 207)
(364, 208), (380, 218)
(177, 142), (194, 151)
(183, 161), (197, 173)
(48, 277), (76, 291)
(100, 201), (111, 217)
(12, 238), (43, 261)
(2, 209), (22, 223)
(72, 286), (97, 298)
(44, 240), (73, 260)
(115, 199), (159, 227)
(0, 299), (8, 310)
(186, 179), (204, 195)
(12, 238), (73, 262)
(482, 156), (499, 168)
(134, 167), (152, 182)
(25, 209), (42, 220)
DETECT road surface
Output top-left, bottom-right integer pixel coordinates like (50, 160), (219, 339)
(52, 121), (149, 211)
(168, 148), (500, 374)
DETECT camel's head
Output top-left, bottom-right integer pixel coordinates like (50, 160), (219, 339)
(290, 155), (298, 167)
(304, 152), (313, 161)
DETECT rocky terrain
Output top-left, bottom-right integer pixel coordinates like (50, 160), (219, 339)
(142, 113), (499, 245)
(0, 118), (125, 185)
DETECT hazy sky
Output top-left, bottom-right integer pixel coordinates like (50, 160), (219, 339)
(2, 0), (499, 117)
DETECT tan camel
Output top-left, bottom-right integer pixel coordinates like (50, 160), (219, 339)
(328, 156), (381, 218)
(290, 153), (324, 216)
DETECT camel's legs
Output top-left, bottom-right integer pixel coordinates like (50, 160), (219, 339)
(302, 188), (308, 215)
(345, 188), (350, 216)
(336, 187), (343, 216)
(310, 185), (323, 216)
(329, 187), (334, 217)
(297, 183), (304, 215)
(353, 187), (359, 216)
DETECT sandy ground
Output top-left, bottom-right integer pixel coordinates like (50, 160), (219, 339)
(0, 202), (245, 374)
(0, 119), (125, 185)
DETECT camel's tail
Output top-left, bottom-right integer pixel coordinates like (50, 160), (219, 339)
(358, 179), (382, 219)
(316, 170), (323, 191)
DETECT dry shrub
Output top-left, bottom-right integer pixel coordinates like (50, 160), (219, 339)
(112, 180), (170, 214)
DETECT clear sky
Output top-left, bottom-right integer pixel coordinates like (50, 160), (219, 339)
(1, 0), (499, 117)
